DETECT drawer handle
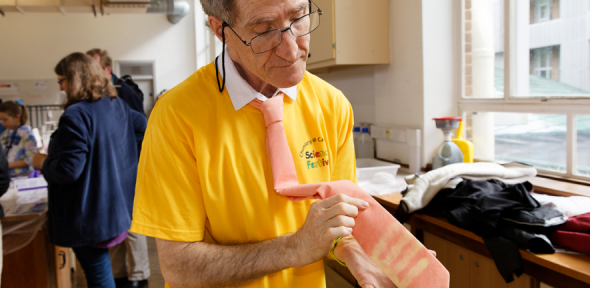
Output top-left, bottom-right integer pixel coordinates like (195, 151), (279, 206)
(459, 254), (464, 260)
(58, 251), (66, 269)
(475, 262), (479, 268)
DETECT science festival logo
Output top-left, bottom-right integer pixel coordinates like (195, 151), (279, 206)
(299, 136), (329, 169)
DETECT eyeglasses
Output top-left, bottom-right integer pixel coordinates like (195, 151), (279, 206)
(57, 78), (66, 85)
(215, 1), (322, 93)
(223, 1), (322, 54)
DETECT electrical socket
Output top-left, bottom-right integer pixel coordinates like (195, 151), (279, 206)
(371, 126), (387, 139)
(372, 125), (407, 143)
(391, 129), (407, 142)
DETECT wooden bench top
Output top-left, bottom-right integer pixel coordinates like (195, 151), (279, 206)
(373, 190), (590, 285)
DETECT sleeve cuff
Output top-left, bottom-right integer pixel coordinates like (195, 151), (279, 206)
(130, 220), (205, 242)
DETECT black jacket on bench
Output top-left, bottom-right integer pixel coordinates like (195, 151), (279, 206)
(0, 145), (10, 217)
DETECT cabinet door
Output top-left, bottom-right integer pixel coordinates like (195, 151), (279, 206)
(3, 230), (49, 288)
(470, 252), (532, 288)
(308, 0), (335, 64)
(424, 232), (470, 288)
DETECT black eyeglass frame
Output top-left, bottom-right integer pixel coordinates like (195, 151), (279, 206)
(222, 0), (323, 54)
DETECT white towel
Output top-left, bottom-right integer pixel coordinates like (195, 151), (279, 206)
(530, 192), (590, 218)
(402, 162), (537, 213)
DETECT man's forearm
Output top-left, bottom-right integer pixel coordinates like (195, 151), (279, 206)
(9, 160), (28, 169)
(156, 234), (302, 288)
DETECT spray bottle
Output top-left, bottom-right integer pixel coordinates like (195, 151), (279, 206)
(452, 121), (474, 163)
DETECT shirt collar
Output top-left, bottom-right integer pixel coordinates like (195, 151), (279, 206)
(221, 50), (297, 111)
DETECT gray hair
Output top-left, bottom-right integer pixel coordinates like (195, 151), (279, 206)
(200, 0), (238, 26)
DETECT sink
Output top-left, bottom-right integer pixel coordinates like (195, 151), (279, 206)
(356, 158), (401, 181)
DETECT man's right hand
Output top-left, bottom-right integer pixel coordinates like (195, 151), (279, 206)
(290, 194), (369, 266)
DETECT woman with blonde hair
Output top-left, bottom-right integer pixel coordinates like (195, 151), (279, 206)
(0, 100), (38, 176)
(32, 52), (147, 288)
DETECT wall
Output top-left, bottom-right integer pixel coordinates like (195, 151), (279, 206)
(374, 0), (424, 130)
(0, 2), (197, 104)
(422, 0), (461, 165)
(318, 0), (460, 168)
(552, 0), (560, 20)
(194, 0), (222, 69)
(315, 66), (376, 124)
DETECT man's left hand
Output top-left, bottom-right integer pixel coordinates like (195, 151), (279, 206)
(334, 235), (397, 288)
(32, 153), (48, 171)
(334, 236), (438, 288)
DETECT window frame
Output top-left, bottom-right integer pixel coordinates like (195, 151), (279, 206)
(459, 0), (590, 181)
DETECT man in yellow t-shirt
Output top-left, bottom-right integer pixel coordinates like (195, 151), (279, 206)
(130, 0), (396, 287)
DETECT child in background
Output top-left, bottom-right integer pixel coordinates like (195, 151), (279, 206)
(0, 100), (38, 177)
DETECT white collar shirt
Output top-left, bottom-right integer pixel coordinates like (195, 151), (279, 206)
(220, 50), (297, 111)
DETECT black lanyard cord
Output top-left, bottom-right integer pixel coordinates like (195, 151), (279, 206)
(215, 22), (228, 93)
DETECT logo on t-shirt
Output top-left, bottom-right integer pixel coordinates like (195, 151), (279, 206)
(299, 137), (329, 169)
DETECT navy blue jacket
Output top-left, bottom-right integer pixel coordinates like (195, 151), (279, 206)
(113, 74), (145, 115)
(113, 74), (145, 157)
(43, 96), (147, 247)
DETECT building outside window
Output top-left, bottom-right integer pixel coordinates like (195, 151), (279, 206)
(530, 0), (559, 24)
(462, 0), (590, 180)
(533, 0), (551, 23)
(531, 46), (559, 80)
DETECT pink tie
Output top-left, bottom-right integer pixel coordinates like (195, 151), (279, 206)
(252, 95), (449, 288)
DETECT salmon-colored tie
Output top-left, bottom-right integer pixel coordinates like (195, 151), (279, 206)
(252, 95), (449, 288)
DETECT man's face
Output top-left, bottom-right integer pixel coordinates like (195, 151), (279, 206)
(225, 0), (310, 88)
(91, 54), (112, 78)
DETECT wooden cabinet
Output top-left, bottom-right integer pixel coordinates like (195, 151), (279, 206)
(424, 232), (533, 288)
(424, 231), (470, 288)
(469, 252), (532, 288)
(3, 227), (72, 288)
(307, 0), (390, 72)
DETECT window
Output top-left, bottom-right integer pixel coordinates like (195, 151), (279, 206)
(532, 46), (554, 80)
(466, 112), (566, 172)
(461, 0), (590, 180)
(534, 0), (551, 23)
(530, 0), (560, 24)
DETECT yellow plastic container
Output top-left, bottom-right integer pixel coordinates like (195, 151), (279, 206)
(452, 121), (474, 163)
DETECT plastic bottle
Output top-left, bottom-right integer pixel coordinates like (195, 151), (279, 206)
(353, 126), (361, 140)
(452, 121), (474, 163)
(353, 126), (361, 157)
(356, 127), (375, 158)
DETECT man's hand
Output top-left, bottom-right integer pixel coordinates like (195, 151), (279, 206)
(32, 153), (48, 170)
(291, 194), (369, 267)
(334, 236), (438, 288)
(336, 236), (397, 288)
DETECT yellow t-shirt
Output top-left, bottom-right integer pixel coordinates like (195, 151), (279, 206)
(130, 61), (357, 288)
